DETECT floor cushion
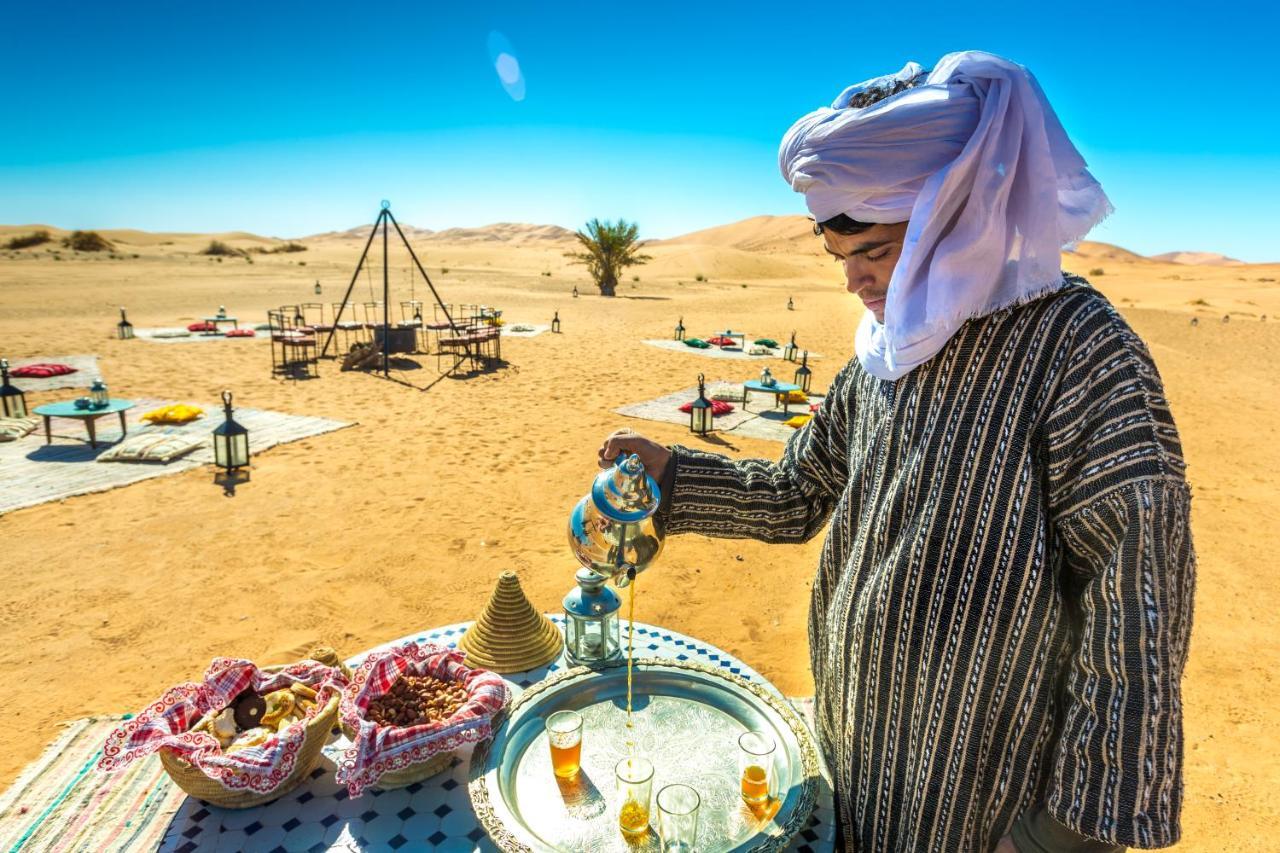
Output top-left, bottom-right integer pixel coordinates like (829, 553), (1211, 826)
(753, 338), (778, 348)
(784, 390), (809, 404)
(97, 433), (204, 464)
(141, 404), (204, 425)
(682, 338), (711, 349)
(187, 322), (217, 332)
(151, 330), (191, 338)
(784, 414), (813, 429)
(10, 363), (77, 378)
(0, 417), (39, 441)
(224, 328), (256, 337)
(707, 336), (735, 346)
(679, 399), (735, 416)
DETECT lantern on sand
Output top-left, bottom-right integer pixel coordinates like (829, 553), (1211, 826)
(689, 373), (713, 435)
(117, 307), (135, 340)
(787, 296), (794, 311)
(551, 311), (562, 334)
(674, 317), (685, 341)
(314, 280), (322, 295)
(0, 359), (27, 418)
(794, 351), (812, 393)
(212, 390), (249, 473)
(572, 286), (579, 299)
(782, 331), (798, 362)
(563, 568), (623, 665)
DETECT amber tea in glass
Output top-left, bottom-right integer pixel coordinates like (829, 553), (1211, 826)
(615, 755), (654, 837)
(738, 730), (776, 806)
(546, 710), (584, 778)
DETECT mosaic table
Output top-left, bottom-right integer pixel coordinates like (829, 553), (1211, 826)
(158, 616), (835, 852)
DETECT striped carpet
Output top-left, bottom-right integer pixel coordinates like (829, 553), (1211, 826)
(0, 716), (184, 853)
(0, 399), (353, 515)
(8, 356), (102, 392)
(615, 382), (824, 443)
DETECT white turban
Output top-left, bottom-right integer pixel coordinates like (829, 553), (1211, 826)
(779, 51), (1112, 380)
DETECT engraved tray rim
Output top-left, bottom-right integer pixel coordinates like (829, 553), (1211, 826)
(467, 657), (820, 852)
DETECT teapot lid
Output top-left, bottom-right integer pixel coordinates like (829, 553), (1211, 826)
(590, 453), (660, 523)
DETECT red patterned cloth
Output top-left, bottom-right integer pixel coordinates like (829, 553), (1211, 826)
(10, 363), (76, 378)
(706, 335), (736, 346)
(187, 322), (216, 332)
(97, 658), (347, 795)
(336, 642), (508, 797)
(224, 328), (256, 337)
(678, 399), (735, 416)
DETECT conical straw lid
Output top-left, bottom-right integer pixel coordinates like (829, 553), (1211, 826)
(457, 570), (562, 674)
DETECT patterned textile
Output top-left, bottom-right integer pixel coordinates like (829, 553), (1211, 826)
(0, 417), (38, 441)
(186, 322), (216, 332)
(98, 659), (347, 795)
(10, 363), (76, 378)
(683, 338), (711, 349)
(224, 328), (256, 337)
(95, 433), (204, 464)
(0, 716), (184, 853)
(141, 404), (204, 424)
(659, 278), (1195, 851)
(335, 643), (509, 796)
(679, 399), (735, 416)
(707, 335), (736, 346)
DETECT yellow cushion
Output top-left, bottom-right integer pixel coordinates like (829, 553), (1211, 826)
(784, 414), (812, 429)
(784, 390), (808, 404)
(141, 404), (204, 425)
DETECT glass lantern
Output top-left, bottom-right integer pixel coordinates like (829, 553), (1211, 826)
(212, 390), (250, 472)
(782, 331), (798, 362)
(90, 379), (109, 408)
(674, 317), (685, 341)
(794, 351), (812, 393)
(690, 373), (713, 435)
(0, 359), (27, 418)
(563, 568), (623, 665)
(551, 311), (561, 333)
(760, 366), (776, 388)
(314, 280), (323, 295)
(572, 286), (579, 299)
(117, 307), (134, 340)
(217, 305), (227, 319)
(787, 296), (794, 311)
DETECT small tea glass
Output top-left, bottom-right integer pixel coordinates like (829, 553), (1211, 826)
(546, 710), (583, 778)
(615, 755), (655, 837)
(657, 783), (700, 852)
(738, 730), (776, 807)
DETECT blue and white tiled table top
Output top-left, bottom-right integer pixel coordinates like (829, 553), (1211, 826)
(158, 616), (835, 852)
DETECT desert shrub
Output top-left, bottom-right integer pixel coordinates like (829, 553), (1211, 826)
(254, 241), (307, 254)
(632, 275), (640, 282)
(541, 271), (551, 276)
(741, 283), (748, 288)
(245, 255), (254, 264)
(1088, 267), (1105, 276)
(63, 230), (113, 252)
(131, 253), (140, 258)
(695, 273), (706, 282)
(1189, 298), (1210, 306)
(5, 230), (51, 250)
(297, 261), (306, 266)
(201, 240), (244, 257)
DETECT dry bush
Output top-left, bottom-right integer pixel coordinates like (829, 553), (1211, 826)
(5, 230), (51, 250)
(63, 231), (113, 252)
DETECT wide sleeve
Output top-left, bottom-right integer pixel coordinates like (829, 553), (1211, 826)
(657, 362), (853, 544)
(1042, 304), (1196, 848)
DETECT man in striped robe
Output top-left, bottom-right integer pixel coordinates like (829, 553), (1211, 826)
(601, 52), (1194, 852)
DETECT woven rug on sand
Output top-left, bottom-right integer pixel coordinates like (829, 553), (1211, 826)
(642, 340), (824, 362)
(134, 328), (265, 344)
(8, 355), (102, 392)
(0, 716), (184, 853)
(0, 398), (354, 515)
(614, 382), (825, 443)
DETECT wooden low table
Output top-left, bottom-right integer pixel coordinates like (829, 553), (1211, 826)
(202, 316), (239, 333)
(33, 399), (134, 449)
(743, 379), (802, 414)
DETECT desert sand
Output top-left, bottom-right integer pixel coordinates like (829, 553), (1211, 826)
(0, 216), (1276, 850)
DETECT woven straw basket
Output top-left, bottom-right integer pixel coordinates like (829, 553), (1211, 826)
(158, 660), (343, 809)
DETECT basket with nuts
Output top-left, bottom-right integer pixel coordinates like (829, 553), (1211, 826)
(336, 642), (510, 796)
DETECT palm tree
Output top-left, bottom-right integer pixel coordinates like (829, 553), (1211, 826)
(565, 219), (651, 297)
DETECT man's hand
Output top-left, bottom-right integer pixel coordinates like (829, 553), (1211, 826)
(994, 835), (1019, 853)
(598, 429), (672, 481)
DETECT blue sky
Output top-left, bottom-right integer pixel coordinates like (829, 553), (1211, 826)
(2, 1), (1276, 260)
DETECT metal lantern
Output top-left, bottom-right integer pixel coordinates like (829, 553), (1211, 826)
(563, 567), (623, 665)
(0, 359), (27, 419)
(690, 373), (713, 435)
(212, 390), (250, 472)
(572, 286), (579, 299)
(674, 317), (686, 341)
(90, 378), (109, 408)
(314, 280), (322, 295)
(117, 307), (134, 340)
(760, 366), (776, 387)
(787, 296), (794, 311)
(794, 351), (812, 393)
(217, 305), (227, 319)
(782, 330), (798, 362)
(551, 311), (561, 333)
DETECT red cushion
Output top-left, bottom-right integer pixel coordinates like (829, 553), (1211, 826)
(810, 403), (821, 412)
(224, 328), (256, 337)
(707, 335), (735, 346)
(187, 322), (216, 332)
(678, 399), (734, 416)
(11, 363), (77, 378)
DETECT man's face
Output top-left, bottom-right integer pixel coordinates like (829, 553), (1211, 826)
(822, 221), (908, 323)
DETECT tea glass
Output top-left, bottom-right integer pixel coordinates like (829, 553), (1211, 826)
(657, 783), (700, 852)
(738, 730), (776, 807)
(546, 710), (583, 778)
(615, 755), (654, 837)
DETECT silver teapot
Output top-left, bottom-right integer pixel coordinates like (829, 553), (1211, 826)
(567, 453), (663, 588)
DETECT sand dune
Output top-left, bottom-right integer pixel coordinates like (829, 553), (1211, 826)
(1153, 251), (1246, 266)
(0, 220), (1277, 850)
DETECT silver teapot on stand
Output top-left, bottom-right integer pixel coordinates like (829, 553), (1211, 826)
(563, 454), (664, 665)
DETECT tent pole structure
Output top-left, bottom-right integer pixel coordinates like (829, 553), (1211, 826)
(386, 211), (457, 334)
(382, 207), (390, 376)
(321, 208), (384, 359)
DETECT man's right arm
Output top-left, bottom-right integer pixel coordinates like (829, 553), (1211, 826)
(657, 364), (853, 544)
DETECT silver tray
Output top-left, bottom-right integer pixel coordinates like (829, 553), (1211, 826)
(469, 658), (820, 852)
